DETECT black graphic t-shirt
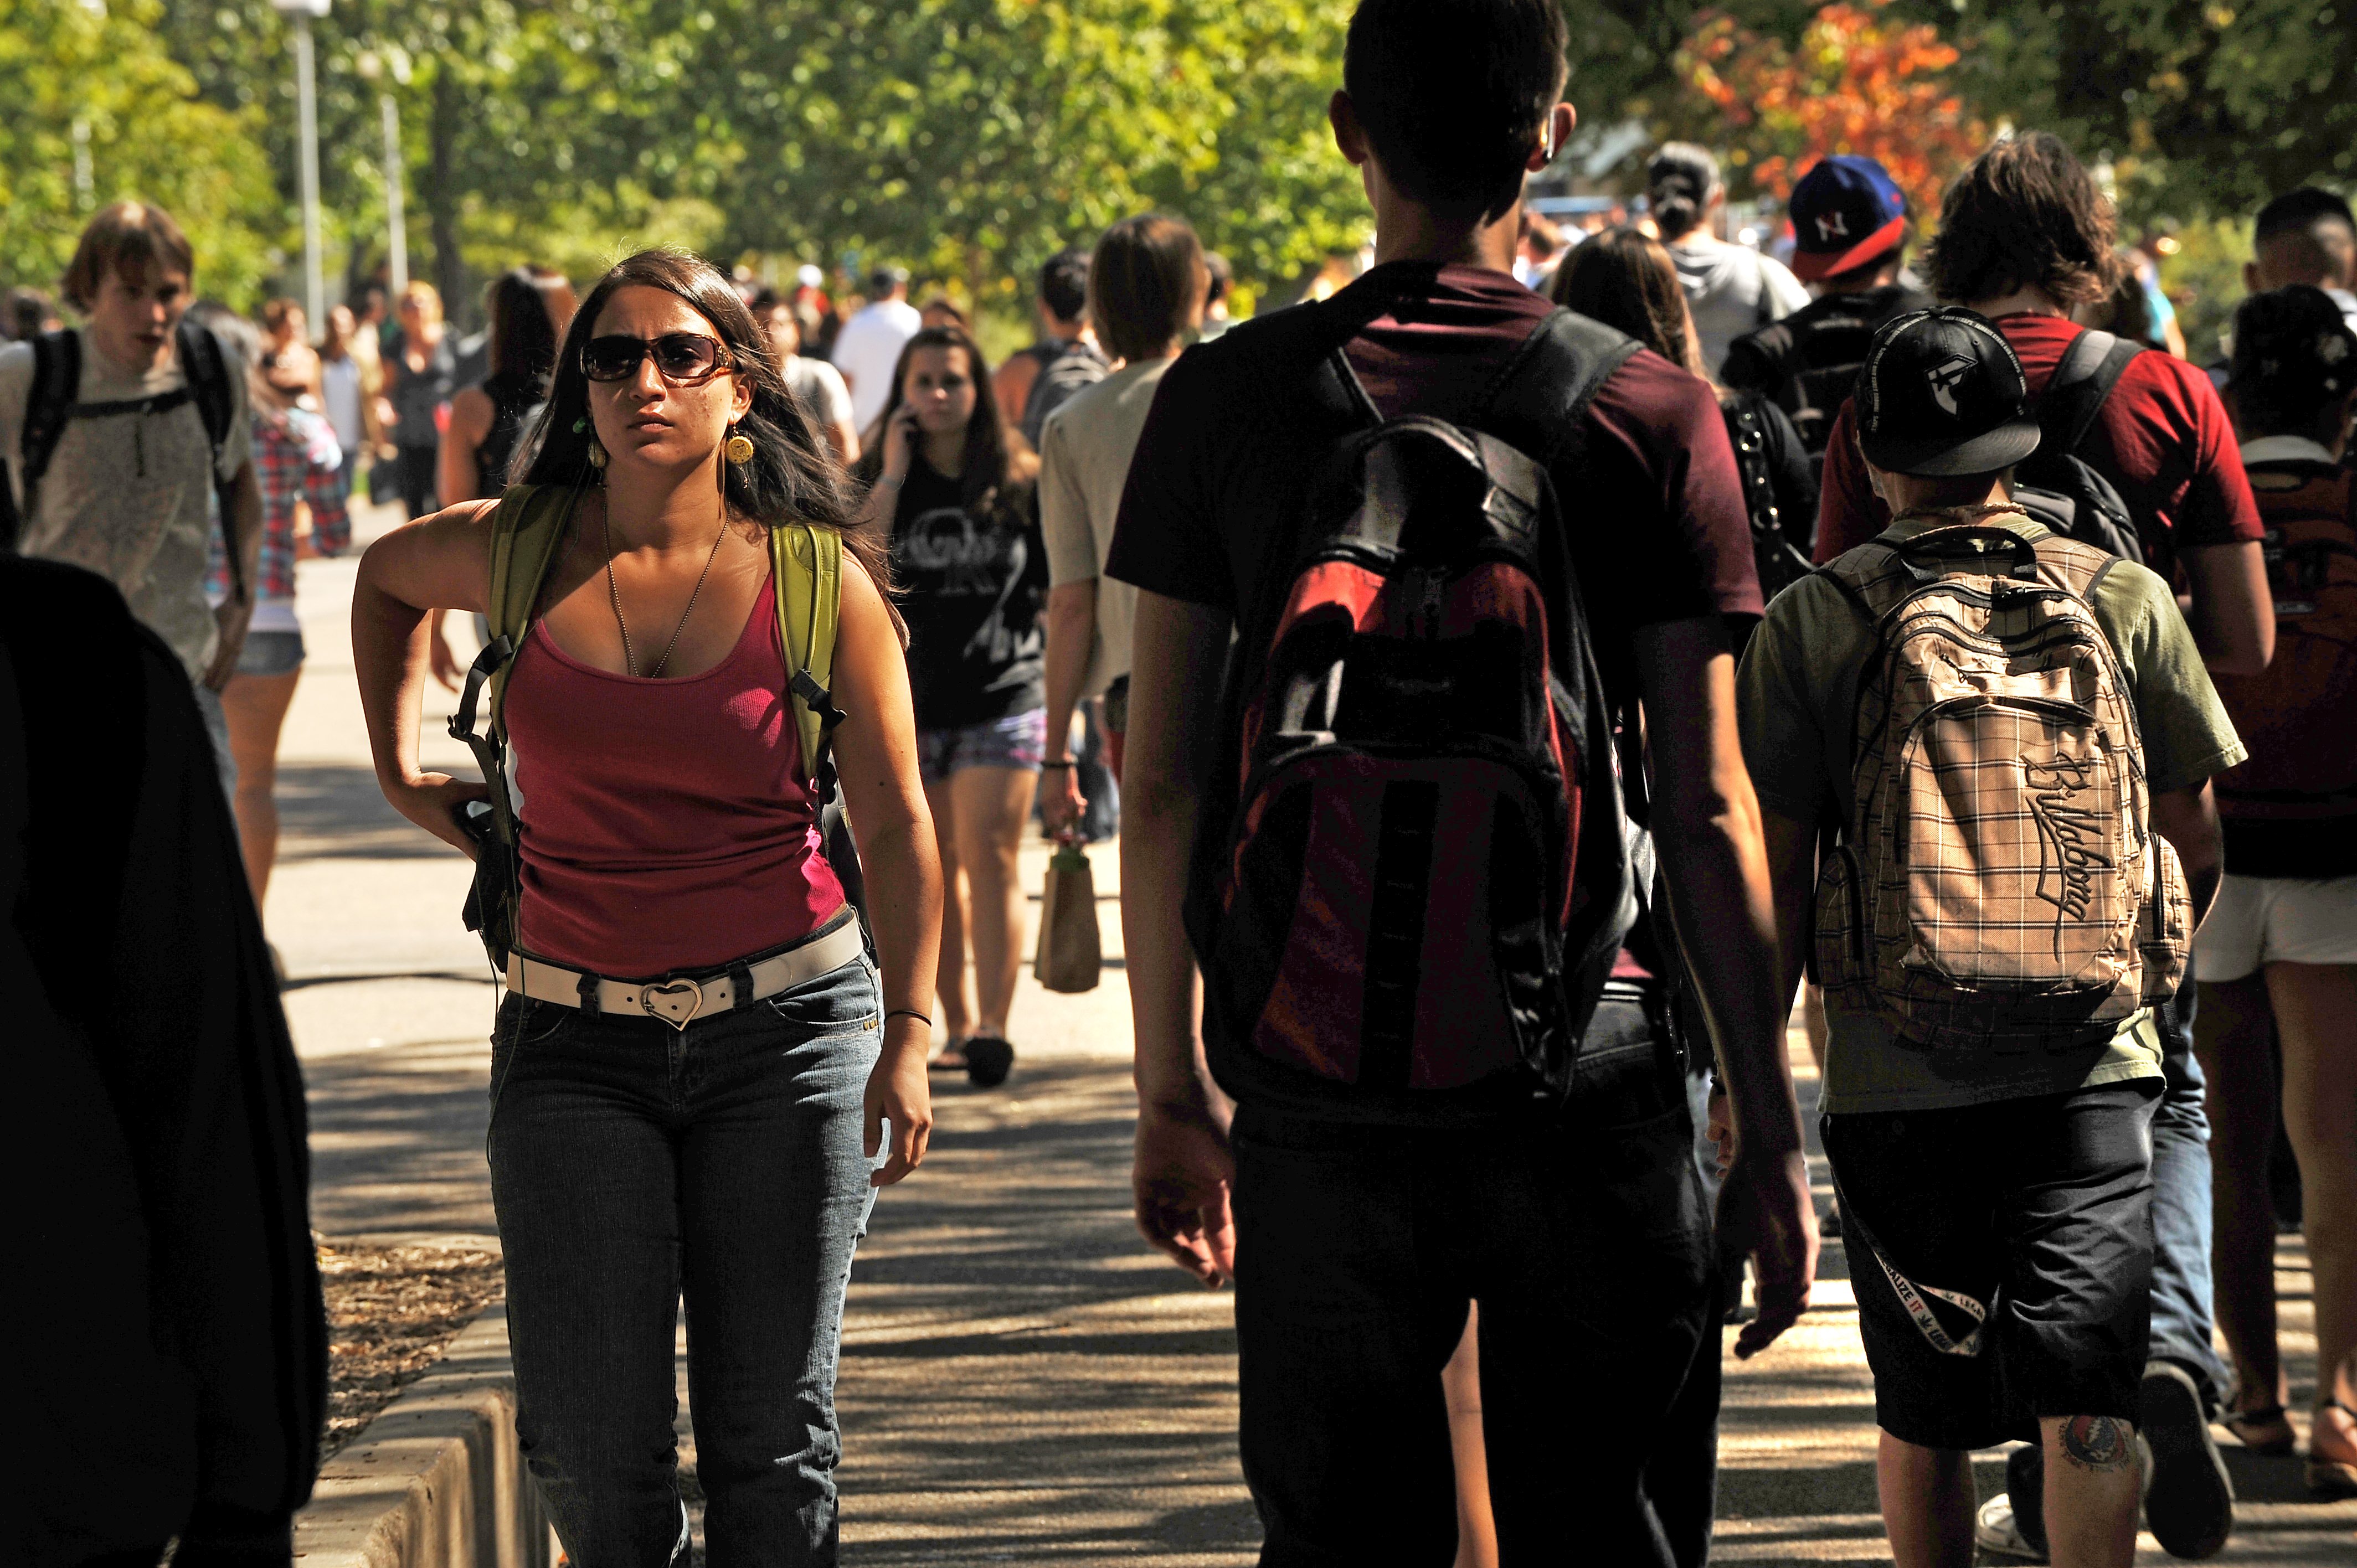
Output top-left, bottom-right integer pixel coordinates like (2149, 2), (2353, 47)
(891, 458), (1047, 730)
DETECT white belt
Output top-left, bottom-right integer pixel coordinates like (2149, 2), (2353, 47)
(504, 915), (865, 1032)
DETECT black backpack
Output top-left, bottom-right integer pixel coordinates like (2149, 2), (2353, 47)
(1018, 339), (1108, 448)
(1725, 283), (1929, 463)
(1187, 301), (1649, 1111)
(2010, 328), (2148, 565)
(1, 320), (246, 601)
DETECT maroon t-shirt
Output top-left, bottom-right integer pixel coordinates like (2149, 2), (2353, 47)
(1106, 262), (1763, 714)
(1814, 312), (2263, 565)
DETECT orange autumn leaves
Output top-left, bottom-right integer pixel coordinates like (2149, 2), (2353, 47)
(1672, 0), (1988, 222)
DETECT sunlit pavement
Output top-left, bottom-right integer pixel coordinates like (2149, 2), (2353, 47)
(280, 500), (2352, 1562)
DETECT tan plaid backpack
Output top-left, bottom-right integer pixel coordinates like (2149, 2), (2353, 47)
(1812, 521), (2191, 1053)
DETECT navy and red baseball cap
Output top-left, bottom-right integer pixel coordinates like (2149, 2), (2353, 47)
(1788, 156), (1908, 283)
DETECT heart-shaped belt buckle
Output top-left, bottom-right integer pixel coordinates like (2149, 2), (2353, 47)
(640, 976), (704, 1032)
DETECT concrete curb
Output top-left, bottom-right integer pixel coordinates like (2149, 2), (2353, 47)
(296, 1301), (549, 1568)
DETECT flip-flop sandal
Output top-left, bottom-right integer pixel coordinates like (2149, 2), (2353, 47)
(2308, 1399), (2357, 1498)
(963, 1033), (1015, 1089)
(2222, 1402), (2296, 1457)
(929, 1038), (969, 1072)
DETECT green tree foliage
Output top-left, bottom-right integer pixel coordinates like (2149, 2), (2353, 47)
(0, 0), (279, 307)
(141, 0), (1368, 318)
(1908, 0), (2357, 221)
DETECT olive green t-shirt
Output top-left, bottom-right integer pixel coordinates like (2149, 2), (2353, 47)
(1738, 513), (2247, 1115)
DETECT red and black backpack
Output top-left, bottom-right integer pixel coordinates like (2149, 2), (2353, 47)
(2211, 456), (2357, 821)
(1184, 301), (1648, 1108)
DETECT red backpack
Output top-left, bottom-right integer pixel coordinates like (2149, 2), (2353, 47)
(2211, 457), (2357, 818)
(1186, 306), (1646, 1102)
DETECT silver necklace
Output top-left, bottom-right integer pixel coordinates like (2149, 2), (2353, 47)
(602, 499), (732, 678)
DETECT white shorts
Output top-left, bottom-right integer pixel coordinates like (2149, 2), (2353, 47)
(2192, 873), (2357, 982)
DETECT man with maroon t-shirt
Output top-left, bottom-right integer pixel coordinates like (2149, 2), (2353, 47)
(1103, 1), (1815, 1560)
(1809, 134), (2273, 1563)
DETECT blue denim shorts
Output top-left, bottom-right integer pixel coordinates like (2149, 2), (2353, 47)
(915, 708), (1047, 785)
(235, 628), (306, 678)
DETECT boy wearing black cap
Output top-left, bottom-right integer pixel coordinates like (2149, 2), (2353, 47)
(1739, 307), (2240, 1567)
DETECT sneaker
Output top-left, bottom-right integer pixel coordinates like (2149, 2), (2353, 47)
(2140, 1361), (2234, 1559)
(1975, 1494), (2048, 1562)
(963, 1033), (1015, 1089)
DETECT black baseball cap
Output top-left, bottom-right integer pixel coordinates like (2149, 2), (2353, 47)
(1857, 307), (2044, 477)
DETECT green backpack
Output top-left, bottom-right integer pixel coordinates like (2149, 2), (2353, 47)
(446, 482), (849, 972)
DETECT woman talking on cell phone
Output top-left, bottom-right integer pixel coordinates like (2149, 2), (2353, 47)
(854, 324), (1048, 1090)
(350, 248), (941, 1566)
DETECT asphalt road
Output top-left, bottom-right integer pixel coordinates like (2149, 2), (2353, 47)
(281, 499), (2353, 1564)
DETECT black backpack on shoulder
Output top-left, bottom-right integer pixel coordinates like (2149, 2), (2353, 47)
(2010, 328), (2149, 566)
(1, 320), (247, 600)
(1186, 300), (1652, 1111)
(1726, 283), (1928, 464)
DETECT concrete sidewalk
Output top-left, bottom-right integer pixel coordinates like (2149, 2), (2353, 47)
(281, 501), (2352, 1563)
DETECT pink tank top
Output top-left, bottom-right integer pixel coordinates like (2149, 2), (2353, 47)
(502, 573), (846, 976)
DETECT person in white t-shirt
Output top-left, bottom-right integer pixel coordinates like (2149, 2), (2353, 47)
(831, 265), (922, 436)
(0, 200), (262, 798)
(1037, 214), (1207, 835)
(752, 288), (858, 465)
(1647, 142), (1809, 376)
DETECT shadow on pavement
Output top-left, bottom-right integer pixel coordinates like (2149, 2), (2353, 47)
(276, 761), (461, 861)
(304, 1038), (497, 1237)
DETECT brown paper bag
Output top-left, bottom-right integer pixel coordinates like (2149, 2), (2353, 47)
(1033, 841), (1103, 993)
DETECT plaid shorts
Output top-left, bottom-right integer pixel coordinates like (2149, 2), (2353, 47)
(915, 708), (1047, 785)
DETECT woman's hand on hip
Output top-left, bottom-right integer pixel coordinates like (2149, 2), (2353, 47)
(866, 1016), (935, 1187)
(383, 770), (490, 858)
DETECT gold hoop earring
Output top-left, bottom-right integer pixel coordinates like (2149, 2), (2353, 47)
(724, 426), (755, 466)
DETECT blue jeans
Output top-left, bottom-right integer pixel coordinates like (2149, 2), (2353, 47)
(2150, 983), (2229, 1409)
(487, 951), (883, 1567)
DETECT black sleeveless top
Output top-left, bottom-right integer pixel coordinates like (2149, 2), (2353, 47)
(475, 369), (547, 496)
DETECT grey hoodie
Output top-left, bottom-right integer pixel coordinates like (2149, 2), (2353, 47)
(1673, 240), (1810, 378)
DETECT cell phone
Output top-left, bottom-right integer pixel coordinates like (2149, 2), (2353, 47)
(452, 799), (496, 846)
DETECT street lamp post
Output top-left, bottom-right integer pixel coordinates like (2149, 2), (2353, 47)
(272, 0), (331, 327)
(357, 49), (410, 296)
(380, 92), (408, 294)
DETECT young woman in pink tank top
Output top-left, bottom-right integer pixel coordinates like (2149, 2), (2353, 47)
(352, 250), (943, 1566)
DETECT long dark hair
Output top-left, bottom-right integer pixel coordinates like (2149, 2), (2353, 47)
(852, 325), (1027, 513)
(518, 249), (899, 629)
(1551, 227), (1707, 379)
(484, 267), (559, 384)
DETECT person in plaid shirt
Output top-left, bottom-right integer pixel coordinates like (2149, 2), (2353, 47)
(210, 331), (349, 912)
(1738, 309), (2241, 1568)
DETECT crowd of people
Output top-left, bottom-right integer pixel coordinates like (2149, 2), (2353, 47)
(8, 0), (2357, 1562)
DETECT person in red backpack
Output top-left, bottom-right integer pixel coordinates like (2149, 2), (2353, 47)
(2193, 284), (2357, 1495)
(1104, 2), (1814, 1560)
(1808, 133), (2273, 1564)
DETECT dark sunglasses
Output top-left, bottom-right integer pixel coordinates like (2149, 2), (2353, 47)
(580, 332), (733, 385)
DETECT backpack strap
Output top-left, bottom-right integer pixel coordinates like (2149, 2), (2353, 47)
(1477, 307), (1644, 471)
(445, 483), (579, 959)
(1, 329), (82, 553)
(769, 522), (846, 796)
(481, 483), (580, 733)
(176, 318), (249, 606)
(2040, 328), (2143, 458)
